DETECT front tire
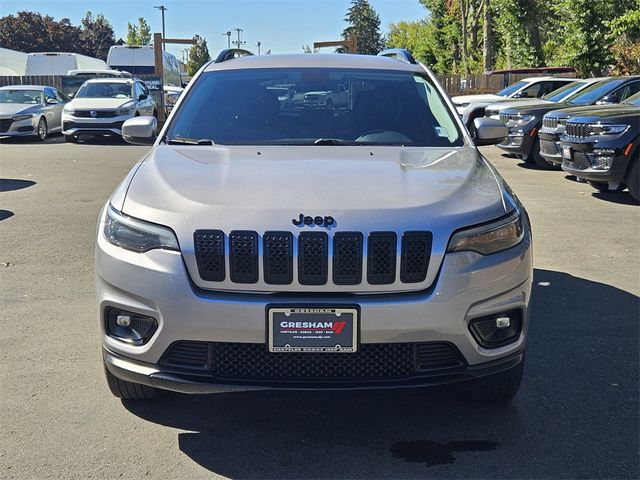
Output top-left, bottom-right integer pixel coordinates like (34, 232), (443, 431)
(463, 356), (524, 403)
(36, 117), (48, 141)
(625, 158), (639, 202)
(104, 362), (159, 400)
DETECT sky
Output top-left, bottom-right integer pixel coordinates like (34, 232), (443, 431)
(0, 0), (428, 61)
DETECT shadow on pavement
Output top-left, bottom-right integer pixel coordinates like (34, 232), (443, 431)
(592, 191), (638, 206)
(123, 269), (639, 478)
(0, 210), (14, 221)
(0, 179), (36, 192)
(0, 133), (64, 144)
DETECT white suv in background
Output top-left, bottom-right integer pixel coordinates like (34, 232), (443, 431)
(452, 77), (576, 135)
(61, 78), (157, 142)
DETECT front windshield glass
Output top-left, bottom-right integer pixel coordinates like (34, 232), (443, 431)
(496, 80), (528, 97)
(0, 89), (42, 104)
(75, 82), (133, 99)
(542, 81), (584, 102)
(623, 91), (640, 106)
(567, 79), (624, 106)
(166, 68), (463, 147)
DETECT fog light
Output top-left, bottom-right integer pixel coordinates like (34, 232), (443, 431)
(495, 316), (511, 329)
(588, 149), (615, 170)
(469, 310), (522, 348)
(106, 308), (157, 345)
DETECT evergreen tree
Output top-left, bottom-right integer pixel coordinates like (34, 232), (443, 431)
(126, 17), (152, 45)
(187, 35), (210, 76)
(79, 11), (115, 60)
(340, 0), (385, 54)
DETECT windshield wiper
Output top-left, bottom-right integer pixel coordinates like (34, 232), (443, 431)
(313, 138), (354, 145)
(166, 137), (215, 146)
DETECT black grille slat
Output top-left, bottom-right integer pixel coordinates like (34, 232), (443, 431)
(333, 232), (363, 285)
(367, 232), (397, 284)
(62, 120), (124, 129)
(401, 232), (432, 283)
(263, 232), (293, 284)
(162, 341), (463, 380)
(229, 231), (258, 283)
(298, 232), (328, 285)
(73, 110), (118, 118)
(194, 230), (225, 281)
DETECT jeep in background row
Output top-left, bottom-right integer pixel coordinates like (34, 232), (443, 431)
(495, 77), (639, 169)
(560, 92), (639, 200)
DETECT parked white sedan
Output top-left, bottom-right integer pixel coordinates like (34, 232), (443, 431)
(61, 77), (157, 142)
(0, 85), (69, 140)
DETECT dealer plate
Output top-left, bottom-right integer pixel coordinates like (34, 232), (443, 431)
(268, 307), (358, 353)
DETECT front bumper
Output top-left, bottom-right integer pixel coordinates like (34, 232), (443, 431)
(0, 117), (37, 136)
(497, 128), (536, 157)
(96, 211), (533, 393)
(539, 131), (563, 165)
(560, 138), (635, 183)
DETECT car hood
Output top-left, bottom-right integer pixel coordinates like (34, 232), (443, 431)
(501, 101), (572, 116)
(120, 145), (509, 292)
(69, 98), (133, 110)
(0, 103), (40, 116)
(485, 99), (553, 114)
(544, 104), (611, 119)
(452, 94), (503, 105)
(565, 105), (640, 123)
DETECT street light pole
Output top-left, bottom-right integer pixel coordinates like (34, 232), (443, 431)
(233, 28), (245, 48)
(154, 5), (167, 50)
(221, 31), (231, 49)
(256, 42), (261, 55)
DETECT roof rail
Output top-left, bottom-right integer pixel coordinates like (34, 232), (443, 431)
(214, 48), (254, 63)
(377, 48), (417, 65)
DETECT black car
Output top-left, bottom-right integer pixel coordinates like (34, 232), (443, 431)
(559, 92), (639, 199)
(538, 77), (640, 169)
(496, 77), (640, 169)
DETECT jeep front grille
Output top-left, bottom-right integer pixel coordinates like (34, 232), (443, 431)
(193, 229), (433, 288)
(565, 122), (591, 139)
(542, 117), (558, 129)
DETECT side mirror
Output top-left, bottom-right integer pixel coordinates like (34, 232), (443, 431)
(512, 91), (528, 99)
(122, 116), (157, 145)
(46, 98), (58, 105)
(138, 93), (148, 100)
(473, 117), (508, 146)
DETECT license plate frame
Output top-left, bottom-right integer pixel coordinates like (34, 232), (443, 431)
(267, 306), (359, 353)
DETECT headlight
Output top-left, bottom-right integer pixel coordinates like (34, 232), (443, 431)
(455, 102), (470, 108)
(115, 107), (135, 116)
(63, 107), (75, 115)
(12, 114), (33, 121)
(104, 205), (179, 253)
(507, 114), (535, 126)
(589, 124), (629, 135)
(447, 208), (524, 255)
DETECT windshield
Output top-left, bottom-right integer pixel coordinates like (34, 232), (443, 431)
(567, 79), (624, 106)
(166, 68), (463, 147)
(75, 82), (133, 99)
(496, 80), (528, 97)
(0, 89), (42, 104)
(623, 91), (640, 106)
(542, 81), (585, 102)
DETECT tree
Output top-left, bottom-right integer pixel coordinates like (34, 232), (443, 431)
(79, 11), (115, 60)
(0, 11), (82, 53)
(339, 0), (385, 54)
(127, 17), (152, 45)
(606, 8), (640, 75)
(493, 0), (545, 68)
(387, 20), (437, 67)
(187, 35), (210, 76)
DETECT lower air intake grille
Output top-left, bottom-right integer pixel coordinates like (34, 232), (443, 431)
(161, 341), (464, 381)
(298, 232), (328, 285)
(401, 232), (432, 283)
(194, 230), (225, 281)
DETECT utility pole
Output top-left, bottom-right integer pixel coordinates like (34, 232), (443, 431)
(233, 28), (245, 48)
(154, 5), (167, 50)
(221, 31), (231, 49)
(256, 41), (261, 55)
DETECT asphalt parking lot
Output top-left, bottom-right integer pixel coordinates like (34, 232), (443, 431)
(1, 135), (638, 479)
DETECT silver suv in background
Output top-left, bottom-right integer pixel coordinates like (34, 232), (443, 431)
(98, 49), (532, 403)
(61, 77), (157, 142)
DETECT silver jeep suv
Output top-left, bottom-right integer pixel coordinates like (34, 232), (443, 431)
(97, 49), (532, 402)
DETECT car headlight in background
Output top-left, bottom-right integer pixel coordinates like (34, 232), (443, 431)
(447, 208), (524, 255)
(12, 114), (33, 121)
(115, 107), (135, 116)
(104, 205), (179, 253)
(62, 107), (75, 115)
(454, 102), (470, 108)
(507, 114), (535, 126)
(589, 124), (629, 135)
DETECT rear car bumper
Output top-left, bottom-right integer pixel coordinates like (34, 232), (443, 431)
(96, 209), (533, 393)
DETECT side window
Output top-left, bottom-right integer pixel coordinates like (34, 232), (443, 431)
(44, 88), (56, 102)
(518, 83), (541, 98)
(140, 82), (149, 96)
(541, 81), (567, 96)
(615, 80), (640, 102)
(134, 82), (143, 99)
(53, 89), (65, 102)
